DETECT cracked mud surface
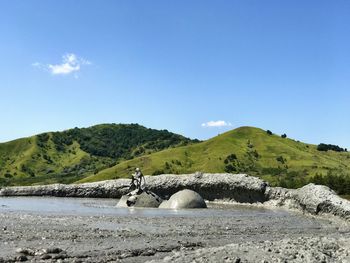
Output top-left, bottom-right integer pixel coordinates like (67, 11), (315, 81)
(0, 197), (349, 262)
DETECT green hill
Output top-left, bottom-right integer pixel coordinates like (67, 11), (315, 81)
(0, 124), (197, 186)
(1, 125), (350, 194)
(80, 127), (350, 193)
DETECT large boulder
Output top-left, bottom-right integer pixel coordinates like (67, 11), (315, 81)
(265, 183), (350, 220)
(290, 184), (350, 219)
(159, 189), (207, 209)
(116, 190), (163, 208)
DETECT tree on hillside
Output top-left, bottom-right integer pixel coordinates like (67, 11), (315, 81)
(276, 156), (285, 164)
(266, 130), (273, 135)
(281, 134), (287, 138)
(317, 143), (347, 152)
(223, 153), (239, 173)
(309, 171), (350, 195)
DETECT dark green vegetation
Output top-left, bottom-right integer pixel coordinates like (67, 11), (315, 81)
(310, 171), (350, 195)
(1, 125), (350, 194)
(317, 143), (347, 152)
(0, 124), (196, 186)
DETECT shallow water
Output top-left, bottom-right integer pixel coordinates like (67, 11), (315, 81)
(0, 196), (288, 218)
(0, 196), (341, 262)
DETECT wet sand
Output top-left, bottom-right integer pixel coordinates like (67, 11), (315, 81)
(0, 197), (349, 262)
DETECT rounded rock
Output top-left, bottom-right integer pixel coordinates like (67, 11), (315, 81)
(116, 191), (163, 208)
(40, 254), (52, 260)
(15, 255), (28, 262)
(159, 189), (207, 209)
(43, 248), (63, 254)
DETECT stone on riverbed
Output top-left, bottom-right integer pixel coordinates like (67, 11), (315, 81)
(159, 189), (207, 209)
(116, 190), (163, 208)
(266, 183), (350, 220)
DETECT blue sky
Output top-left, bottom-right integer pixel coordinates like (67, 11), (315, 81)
(0, 1), (349, 148)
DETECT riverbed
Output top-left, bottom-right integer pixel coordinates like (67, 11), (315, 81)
(0, 197), (349, 262)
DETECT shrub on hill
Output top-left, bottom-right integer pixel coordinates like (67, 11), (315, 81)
(37, 133), (50, 147)
(317, 143), (347, 152)
(224, 154), (237, 163)
(277, 170), (308, 189)
(310, 171), (350, 195)
(51, 132), (73, 151)
(152, 169), (165, 175)
(224, 153), (239, 173)
(276, 156), (285, 164)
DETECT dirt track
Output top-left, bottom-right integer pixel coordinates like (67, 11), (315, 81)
(0, 197), (349, 262)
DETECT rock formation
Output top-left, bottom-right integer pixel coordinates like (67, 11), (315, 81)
(117, 190), (163, 208)
(159, 189), (207, 209)
(1, 173), (350, 220)
(265, 183), (350, 220)
(0, 173), (268, 201)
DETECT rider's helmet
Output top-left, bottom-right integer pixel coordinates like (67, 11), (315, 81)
(135, 168), (140, 172)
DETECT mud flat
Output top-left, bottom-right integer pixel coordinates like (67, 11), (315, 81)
(1, 197), (349, 262)
(1, 173), (350, 220)
(1, 173), (350, 262)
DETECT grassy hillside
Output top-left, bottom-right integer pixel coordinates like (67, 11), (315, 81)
(2, 125), (350, 194)
(0, 124), (197, 186)
(80, 127), (350, 193)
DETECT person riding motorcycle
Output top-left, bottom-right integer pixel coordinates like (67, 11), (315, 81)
(130, 168), (145, 193)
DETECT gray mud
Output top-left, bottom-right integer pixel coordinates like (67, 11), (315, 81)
(2, 173), (350, 221)
(1, 197), (349, 262)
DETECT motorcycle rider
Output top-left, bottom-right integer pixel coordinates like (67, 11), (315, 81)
(130, 168), (145, 193)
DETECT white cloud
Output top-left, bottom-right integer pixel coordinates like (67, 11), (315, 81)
(32, 53), (91, 76)
(201, 120), (232, 128)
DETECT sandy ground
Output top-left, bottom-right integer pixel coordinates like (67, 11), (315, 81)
(0, 197), (349, 262)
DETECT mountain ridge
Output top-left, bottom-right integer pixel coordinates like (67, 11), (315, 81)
(1, 124), (350, 194)
(0, 123), (197, 186)
(79, 126), (350, 194)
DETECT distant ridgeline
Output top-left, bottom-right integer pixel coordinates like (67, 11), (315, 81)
(1, 125), (350, 195)
(45, 124), (197, 159)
